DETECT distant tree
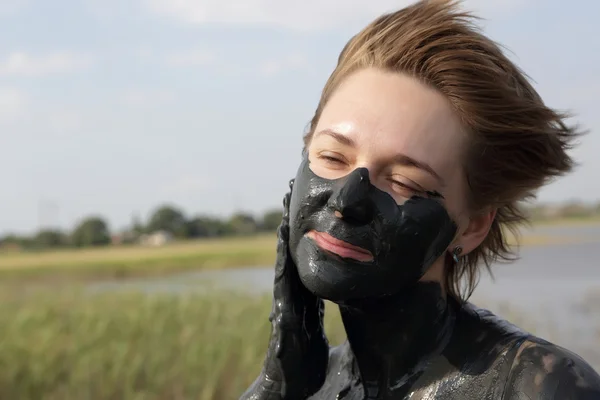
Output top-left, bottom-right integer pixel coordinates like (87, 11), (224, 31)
(260, 209), (283, 231)
(186, 216), (232, 238)
(72, 216), (110, 247)
(34, 229), (67, 248)
(559, 201), (592, 219)
(147, 205), (188, 238)
(524, 203), (549, 220)
(130, 213), (144, 237)
(227, 212), (258, 235)
(0, 234), (33, 250)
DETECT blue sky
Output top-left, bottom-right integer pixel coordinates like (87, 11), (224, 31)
(1, 0), (598, 235)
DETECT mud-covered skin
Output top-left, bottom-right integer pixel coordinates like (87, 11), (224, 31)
(502, 339), (600, 400)
(240, 181), (329, 400)
(287, 156), (457, 302)
(308, 298), (600, 399)
(242, 161), (600, 399)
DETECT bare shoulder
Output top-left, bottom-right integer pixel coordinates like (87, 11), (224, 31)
(502, 338), (600, 399)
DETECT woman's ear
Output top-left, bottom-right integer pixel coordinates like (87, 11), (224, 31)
(455, 208), (497, 256)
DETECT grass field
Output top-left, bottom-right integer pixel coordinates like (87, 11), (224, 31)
(0, 234), (277, 282)
(1, 222), (599, 399)
(1, 223), (598, 282)
(0, 288), (347, 400)
(0, 286), (583, 400)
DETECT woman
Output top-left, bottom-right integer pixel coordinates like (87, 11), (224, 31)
(241, 1), (600, 399)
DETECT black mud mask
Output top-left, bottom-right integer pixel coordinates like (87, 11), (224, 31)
(288, 156), (458, 302)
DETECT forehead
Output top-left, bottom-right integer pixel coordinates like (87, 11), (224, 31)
(314, 68), (466, 171)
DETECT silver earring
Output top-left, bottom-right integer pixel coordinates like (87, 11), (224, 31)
(452, 246), (463, 263)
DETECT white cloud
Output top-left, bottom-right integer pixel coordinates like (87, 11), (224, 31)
(0, 88), (84, 137)
(83, 0), (129, 19)
(0, 52), (93, 77)
(0, 0), (27, 17)
(120, 89), (176, 108)
(164, 48), (307, 76)
(0, 87), (28, 124)
(258, 53), (310, 77)
(165, 49), (216, 67)
(142, 0), (531, 32)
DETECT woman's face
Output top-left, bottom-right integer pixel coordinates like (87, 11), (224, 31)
(287, 68), (493, 302)
(308, 68), (468, 224)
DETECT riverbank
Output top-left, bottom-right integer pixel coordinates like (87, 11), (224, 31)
(1, 223), (599, 282)
(0, 234), (276, 282)
(528, 215), (600, 226)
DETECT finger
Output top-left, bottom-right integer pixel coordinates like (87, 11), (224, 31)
(283, 190), (291, 208)
(275, 327), (286, 358)
(278, 221), (289, 243)
(274, 313), (301, 357)
(282, 193), (291, 222)
(274, 223), (289, 280)
(283, 193), (290, 211)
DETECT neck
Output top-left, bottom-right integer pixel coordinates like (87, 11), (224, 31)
(338, 281), (453, 398)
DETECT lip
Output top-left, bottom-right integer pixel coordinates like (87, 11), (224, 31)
(306, 230), (374, 262)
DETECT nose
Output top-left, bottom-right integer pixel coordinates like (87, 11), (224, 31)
(328, 168), (373, 224)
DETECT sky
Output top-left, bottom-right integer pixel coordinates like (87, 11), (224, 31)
(1, 0), (599, 235)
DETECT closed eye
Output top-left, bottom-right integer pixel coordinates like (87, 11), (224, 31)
(318, 154), (347, 166)
(390, 179), (423, 195)
(389, 179), (444, 199)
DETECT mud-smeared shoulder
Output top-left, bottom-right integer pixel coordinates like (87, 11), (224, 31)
(502, 337), (600, 399)
(309, 300), (600, 399)
(406, 301), (529, 399)
(412, 301), (600, 399)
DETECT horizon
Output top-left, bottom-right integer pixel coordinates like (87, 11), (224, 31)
(2, 0), (599, 236)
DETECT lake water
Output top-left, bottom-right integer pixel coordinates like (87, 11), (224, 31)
(89, 223), (600, 370)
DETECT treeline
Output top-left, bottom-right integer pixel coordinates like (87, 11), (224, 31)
(0, 204), (283, 251)
(523, 200), (600, 221)
(2, 200), (600, 251)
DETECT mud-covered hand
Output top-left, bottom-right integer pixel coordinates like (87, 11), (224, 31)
(240, 180), (329, 400)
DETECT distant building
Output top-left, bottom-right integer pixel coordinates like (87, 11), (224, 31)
(111, 231), (137, 245)
(138, 230), (174, 247)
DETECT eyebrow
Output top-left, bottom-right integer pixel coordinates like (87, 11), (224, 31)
(392, 154), (445, 188)
(315, 129), (445, 187)
(315, 129), (356, 147)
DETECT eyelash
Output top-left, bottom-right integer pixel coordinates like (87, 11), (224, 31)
(320, 155), (344, 164)
(389, 179), (422, 194)
(317, 154), (443, 199)
(390, 181), (443, 199)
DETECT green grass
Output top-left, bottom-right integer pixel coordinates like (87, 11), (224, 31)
(1, 221), (599, 399)
(0, 288), (346, 400)
(0, 286), (598, 400)
(0, 235), (277, 282)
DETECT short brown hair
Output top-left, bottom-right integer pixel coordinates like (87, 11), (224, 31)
(303, 0), (582, 300)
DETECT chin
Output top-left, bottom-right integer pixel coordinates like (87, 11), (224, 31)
(293, 237), (390, 303)
(293, 237), (354, 302)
